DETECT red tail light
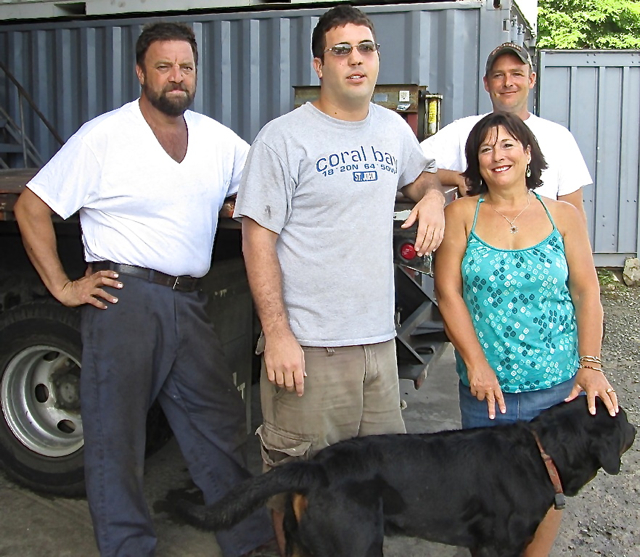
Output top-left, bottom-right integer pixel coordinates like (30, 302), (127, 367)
(400, 243), (417, 260)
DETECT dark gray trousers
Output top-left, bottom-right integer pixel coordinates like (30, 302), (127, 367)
(80, 275), (271, 557)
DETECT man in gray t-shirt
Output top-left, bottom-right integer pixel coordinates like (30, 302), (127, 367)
(236, 102), (435, 347)
(234, 6), (445, 552)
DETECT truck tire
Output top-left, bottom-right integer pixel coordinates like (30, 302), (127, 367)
(0, 301), (173, 497)
(0, 302), (85, 496)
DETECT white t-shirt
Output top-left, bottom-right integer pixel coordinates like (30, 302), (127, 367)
(421, 113), (592, 199)
(27, 100), (249, 277)
(234, 102), (436, 347)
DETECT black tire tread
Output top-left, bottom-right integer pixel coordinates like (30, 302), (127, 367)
(0, 300), (80, 331)
(0, 301), (85, 497)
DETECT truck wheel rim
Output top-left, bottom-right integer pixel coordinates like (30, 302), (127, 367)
(1, 345), (84, 457)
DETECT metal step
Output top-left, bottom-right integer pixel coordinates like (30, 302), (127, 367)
(395, 266), (449, 388)
(0, 143), (24, 153)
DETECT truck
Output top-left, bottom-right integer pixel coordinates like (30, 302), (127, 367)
(0, 0), (533, 496)
(0, 101), (453, 497)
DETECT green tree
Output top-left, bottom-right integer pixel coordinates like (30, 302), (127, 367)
(538, 0), (640, 48)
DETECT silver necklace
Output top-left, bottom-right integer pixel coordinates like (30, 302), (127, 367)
(487, 193), (531, 234)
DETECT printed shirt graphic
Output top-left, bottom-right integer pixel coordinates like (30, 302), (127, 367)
(235, 102), (435, 347)
(456, 195), (579, 393)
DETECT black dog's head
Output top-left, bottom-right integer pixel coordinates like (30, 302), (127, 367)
(530, 397), (636, 496)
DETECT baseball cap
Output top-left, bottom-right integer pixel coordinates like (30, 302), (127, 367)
(485, 42), (533, 75)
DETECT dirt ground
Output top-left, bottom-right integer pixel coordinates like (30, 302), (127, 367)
(550, 276), (640, 557)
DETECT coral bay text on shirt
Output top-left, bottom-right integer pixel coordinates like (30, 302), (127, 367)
(316, 146), (398, 177)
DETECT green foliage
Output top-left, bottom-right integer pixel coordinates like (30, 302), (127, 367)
(538, 0), (640, 48)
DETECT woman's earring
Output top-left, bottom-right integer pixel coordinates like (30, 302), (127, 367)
(526, 164), (531, 178)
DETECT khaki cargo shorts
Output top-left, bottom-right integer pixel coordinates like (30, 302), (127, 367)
(256, 338), (406, 513)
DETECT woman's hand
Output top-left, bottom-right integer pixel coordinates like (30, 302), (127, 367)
(565, 367), (618, 417)
(467, 363), (507, 420)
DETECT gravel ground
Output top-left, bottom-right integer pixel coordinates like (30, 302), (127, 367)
(551, 277), (640, 557)
(1, 275), (636, 557)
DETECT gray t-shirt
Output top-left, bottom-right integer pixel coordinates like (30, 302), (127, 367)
(234, 102), (435, 347)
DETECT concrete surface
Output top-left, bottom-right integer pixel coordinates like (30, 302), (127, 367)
(0, 346), (466, 557)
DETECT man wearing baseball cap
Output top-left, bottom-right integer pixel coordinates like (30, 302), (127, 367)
(485, 41), (533, 73)
(422, 42), (591, 215)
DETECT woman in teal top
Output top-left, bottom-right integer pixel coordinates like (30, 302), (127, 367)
(458, 192), (579, 394)
(434, 112), (618, 556)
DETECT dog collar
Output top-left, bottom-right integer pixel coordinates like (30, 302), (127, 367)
(531, 431), (566, 510)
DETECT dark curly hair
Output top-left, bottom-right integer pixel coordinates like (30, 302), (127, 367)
(136, 22), (198, 69)
(311, 5), (376, 62)
(463, 112), (547, 196)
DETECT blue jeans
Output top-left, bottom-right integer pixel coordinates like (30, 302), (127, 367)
(458, 377), (576, 429)
(81, 276), (272, 557)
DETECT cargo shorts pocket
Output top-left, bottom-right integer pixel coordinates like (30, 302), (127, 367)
(256, 422), (314, 469)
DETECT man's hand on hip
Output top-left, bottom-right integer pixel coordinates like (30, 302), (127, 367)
(58, 268), (123, 309)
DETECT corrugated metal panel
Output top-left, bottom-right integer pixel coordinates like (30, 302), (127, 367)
(538, 50), (640, 266)
(0, 1), (525, 161)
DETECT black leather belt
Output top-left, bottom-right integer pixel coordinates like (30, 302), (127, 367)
(90, 261), (201, 293)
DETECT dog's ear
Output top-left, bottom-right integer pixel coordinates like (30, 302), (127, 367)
(586, 402), (626, 475)
(590, 435), (622, 475)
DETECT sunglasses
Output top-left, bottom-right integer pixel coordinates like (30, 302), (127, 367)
(323, 41), (380, 57)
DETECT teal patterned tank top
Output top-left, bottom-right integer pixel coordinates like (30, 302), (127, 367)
(456, 193), (579, 393)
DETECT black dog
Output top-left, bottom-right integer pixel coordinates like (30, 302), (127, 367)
(188, 397), (635, 557)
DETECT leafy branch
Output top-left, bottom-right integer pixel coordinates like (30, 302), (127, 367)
(538, 0), (640, 48)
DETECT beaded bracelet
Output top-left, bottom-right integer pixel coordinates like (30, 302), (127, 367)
(579, 364), (604, 372)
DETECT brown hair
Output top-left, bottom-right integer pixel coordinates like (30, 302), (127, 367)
(311, 5), (376, 61)
(463, 112), (547, 196)
(136, 22), (198, 69)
